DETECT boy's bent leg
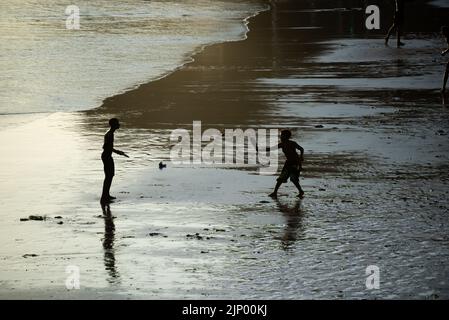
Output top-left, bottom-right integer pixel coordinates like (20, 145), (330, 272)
(270, 164), (288, 198)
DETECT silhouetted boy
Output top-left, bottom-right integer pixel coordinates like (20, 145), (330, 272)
(441, 26), (449, 94)
(385, 0), (405, 48)
(268, 130), (305, 199)
(101, 118), (128, 203)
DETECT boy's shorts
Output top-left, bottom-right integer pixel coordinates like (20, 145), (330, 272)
(102, 154), (115, 177)
(277, 163), (301, 183)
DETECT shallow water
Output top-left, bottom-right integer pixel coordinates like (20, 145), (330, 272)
(0, 0), (266, 117)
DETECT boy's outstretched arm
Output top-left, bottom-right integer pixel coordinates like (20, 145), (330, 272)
(250, 137), (280, 152)
(113, 148), (129, 158)
(264, 143), (281, 152)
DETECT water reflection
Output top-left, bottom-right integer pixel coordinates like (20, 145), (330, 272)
(275, 199), (305, 250)
(101, 203), (120, 284)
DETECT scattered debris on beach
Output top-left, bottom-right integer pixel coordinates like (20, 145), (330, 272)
(29, 215), (45, 221)
(186, 233), (204, 240)
(20, 215), (46, 222)
(148, 232), (167, 238)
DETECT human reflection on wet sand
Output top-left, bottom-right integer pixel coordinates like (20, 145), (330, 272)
(101, 203), (120, 284)
(275, 199), (305, 251)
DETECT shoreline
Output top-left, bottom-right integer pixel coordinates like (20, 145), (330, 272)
(85, 2), (271, 114)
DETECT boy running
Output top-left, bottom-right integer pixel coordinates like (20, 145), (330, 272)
(266, 130), (305, 199)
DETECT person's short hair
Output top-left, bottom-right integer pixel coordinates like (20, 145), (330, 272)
(109, 118), (119, 127)
(442, 26), (449, 37)
(280, 129), (292, 140)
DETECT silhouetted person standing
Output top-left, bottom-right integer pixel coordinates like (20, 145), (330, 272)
(101, 118), (128, 203)
(441, 26), (449, 94)
(385, 0), (405, 48)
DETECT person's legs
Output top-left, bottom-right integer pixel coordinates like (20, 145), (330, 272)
(443, 61), (449, 93)
(101, 175), (113, 202)
(292, 180), (304, 198)
(396, 23), (404, 47)
(269, 181), (283, 198)
(290, 166), (304, 198)
(270, 164), (288, 198)
(385, 23), (396, 45)
(101, 156), (115, 202)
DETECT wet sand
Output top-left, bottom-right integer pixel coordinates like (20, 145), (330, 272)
(1, 0), (449, 299)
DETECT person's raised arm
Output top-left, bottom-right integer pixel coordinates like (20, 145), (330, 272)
(442, 48), (449, 56)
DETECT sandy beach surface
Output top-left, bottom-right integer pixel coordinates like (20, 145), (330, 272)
(1, 0), (449, 299)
